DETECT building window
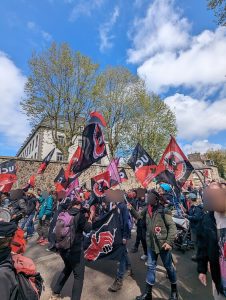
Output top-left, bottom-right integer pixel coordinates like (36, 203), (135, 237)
(58, 135), (65, 145)
(96, 159), (101, 165)
(78, 139), (82, 146)
(35, 135), (39, 148)
(32, 140), (34, 152)
(34, 153), (37, 159)
(79, 126), (84, 133)
(56, 152), (64, 162)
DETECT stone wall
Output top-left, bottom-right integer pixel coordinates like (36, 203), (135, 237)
(0, 156), (141, 191)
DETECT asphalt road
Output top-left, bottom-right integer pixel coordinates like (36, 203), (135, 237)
(25, 233), (214, 300)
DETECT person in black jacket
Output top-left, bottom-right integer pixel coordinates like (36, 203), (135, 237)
(187, 193), (204, 261)
(21, 190), (37, 238)
(0, 221), (18, 300)
(197, 182), (226, 299)
(50, 198), (94, 300)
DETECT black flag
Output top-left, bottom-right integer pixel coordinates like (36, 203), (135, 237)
(54, 168), (68, 190)
(84, 209), (123, 261)
(37, 148), (55, 174)
(128, 143), (156, 171)
(119, 168), (128, 183)
(72, 123), (106, 174)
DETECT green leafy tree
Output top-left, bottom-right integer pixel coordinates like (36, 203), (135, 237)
(21, 42), (99, 159)
(208, 0), (226, 26)
(124, 88), (177, 162)
(206, 149), (226, 178)
(93, 66), (140, 158)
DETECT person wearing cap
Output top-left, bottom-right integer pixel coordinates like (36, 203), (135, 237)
(128, 190), (178, 300)
(186, 193), (204, 262)
(20, 189), (37, 239)
(0, 221), (18, 300)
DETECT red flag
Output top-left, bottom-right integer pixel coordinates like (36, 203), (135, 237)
(0, 160), (17, 186)
(91, 171), (110, 198)
(23, 175), (36, 192)
(66, 146), (82, 179)
(37, 148), (55, 174)
(0, 182), (14, 193)
(158, 136), (194, 186)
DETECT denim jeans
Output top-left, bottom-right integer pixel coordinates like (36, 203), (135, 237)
(117, 245), (130, 279)
(21, 213), (35, 236)
(146, 247), (177, 285)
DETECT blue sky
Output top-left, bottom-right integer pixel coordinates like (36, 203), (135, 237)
(0, 0), (226, 156)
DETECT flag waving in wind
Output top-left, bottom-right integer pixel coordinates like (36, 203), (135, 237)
(107, 158), (121, 187)
(0, 160), (17, 186)
(118, 168), (128, 183)
(91, 171), (110, 198)
(23, 175), (36, 192)
(37, 148), (55, 174)
(72, 112), (107, 174)
(158, 136), (194, 187)
(128, 143), (156, 187)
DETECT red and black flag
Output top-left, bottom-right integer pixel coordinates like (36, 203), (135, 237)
(158, 136), (194, 187)
(91, 170), (110, 198)
(128, 143), (156, 187)
(118, 168), (128, 183)
(128, 143), (156, 171)
(84, 208), (124, 261)
(66, 146), (82, 179)
(72, 112), (107, 174)
(0, 183), (14, 193)
(0, 160), (17, 186)
(37, 148), (55, 174)
(54, 168), (68, 192)
(23, 175), (36, 192)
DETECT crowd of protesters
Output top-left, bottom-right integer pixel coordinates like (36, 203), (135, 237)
(0, 180), (226, 300)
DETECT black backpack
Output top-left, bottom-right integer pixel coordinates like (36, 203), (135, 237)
(16, 272), (43, 300)
(12, 254), (44, 300)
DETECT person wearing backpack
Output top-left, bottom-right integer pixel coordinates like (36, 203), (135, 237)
(50, 198), (94, 300)
(128, 190), (178, 300)
(37, 189), (54, 246)
(0, 220), (18, 300)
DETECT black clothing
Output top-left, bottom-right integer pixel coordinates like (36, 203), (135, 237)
(0, 221), (17, 237)
(188, 204), (204, 232)
(0, 248), (18, 300)
(25, 196), (37, 216)
(134, 219), (147, 255)
(197, 212), (222, 295)
(53, 251), (85, 300)
(53, 208), (92, 299)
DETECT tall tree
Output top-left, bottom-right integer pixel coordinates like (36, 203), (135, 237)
(21, 43), (99, 158)
(93, 66), (140, 158)
(124, 89), (177, 162)
(206, 149), (226, 178)
(208, 0), (226, 26)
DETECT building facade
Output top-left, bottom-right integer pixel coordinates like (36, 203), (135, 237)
(16, 121), (109, 165)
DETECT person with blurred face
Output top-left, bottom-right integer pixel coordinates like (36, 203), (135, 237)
(128, 190), (178, 300)
(197, 182), (226, 299)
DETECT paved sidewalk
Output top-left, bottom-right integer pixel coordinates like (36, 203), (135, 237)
(26, 235), (214, 300)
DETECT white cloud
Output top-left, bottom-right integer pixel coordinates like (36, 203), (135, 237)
(27, 21), (52, 42)
(0, 52), (30, 148)
(127, 0), (226, 94)
(69, 0), (104, 22)
(164, 93), (226, 140)
(99, 6), (120, 52)
(183, 140), (222, 154)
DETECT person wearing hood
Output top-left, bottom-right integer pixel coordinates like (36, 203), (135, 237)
(128, 190), (178, 300)
(186, 193), (204, 262)
(50, 198), (94, 300)
(0, 221), (18, 300)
